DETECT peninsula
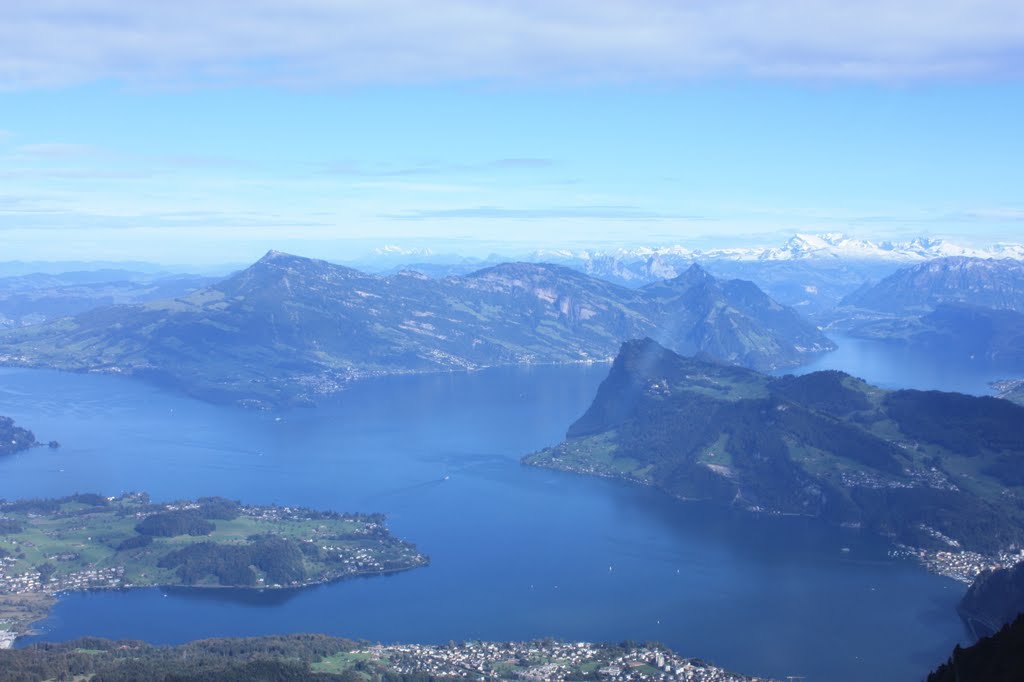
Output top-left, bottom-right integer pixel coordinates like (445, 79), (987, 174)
(0, 493), (428, 645)
(0, 416), (37, 456)
(525, 338), (1024, 582)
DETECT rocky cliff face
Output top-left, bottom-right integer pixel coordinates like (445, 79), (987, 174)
(959, 562), (1024, 639)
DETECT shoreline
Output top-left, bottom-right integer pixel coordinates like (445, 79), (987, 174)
(0, 349), (833, 410)
(5, 560), (427, 647)
(523, 456), (1019, 585)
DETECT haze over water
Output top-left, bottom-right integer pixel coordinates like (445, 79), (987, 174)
(0, 337), (993, 681)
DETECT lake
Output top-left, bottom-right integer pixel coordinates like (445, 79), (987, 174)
(789, 333), (1022, 395)
(1, 336), (1008, 681)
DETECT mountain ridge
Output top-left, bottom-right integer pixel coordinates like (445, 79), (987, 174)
(0, 251), (832, 407)
(830, 257), (1024, 364)
(529, 233), (1024, 266)
(839, 256), (1024, 314)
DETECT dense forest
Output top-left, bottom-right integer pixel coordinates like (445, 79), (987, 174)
(928, 613), (1024, 682)
(0, 416), (36, 455)
(0, 634), (434, 681)
(158, 535), (309, 586)
(527, 338), (1024, 553)
(135, 510), (216, 537)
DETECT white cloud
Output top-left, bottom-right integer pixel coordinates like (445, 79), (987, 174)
(383, 204), (702, 220)
(350, 181), (480, 193)
(1, 0), (1022, 89)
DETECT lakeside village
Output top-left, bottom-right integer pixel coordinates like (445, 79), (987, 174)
(357, 640), (770, 682)
(890, 541), (1024, 585)
(533, 449), (1024, 586)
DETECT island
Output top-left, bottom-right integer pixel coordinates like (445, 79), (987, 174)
(0, 493), (428, 646)
(0, 634), (768, 681)
(525, 338), (1024, 584)
(0, 416), (37, 456)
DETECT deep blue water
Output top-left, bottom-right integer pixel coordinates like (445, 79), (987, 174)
(789, 333), (1023, 394)
(0, 338), (1004, 681)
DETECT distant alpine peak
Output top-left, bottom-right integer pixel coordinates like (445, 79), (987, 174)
(373, 244), (434, 257)
(530, 245), (694, 260)
(530, 234), (1023, 265)
(751, 234), (1024, 263)
(674, 262), (712, 282)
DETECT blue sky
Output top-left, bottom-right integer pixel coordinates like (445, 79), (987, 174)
(1, 1), (1023, 264)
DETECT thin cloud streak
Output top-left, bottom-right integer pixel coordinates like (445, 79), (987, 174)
(384, 205), (711, 221)
(321, 158), (555, 177)
(14, 143), (101, 157)
(2, 1), (1023, 89)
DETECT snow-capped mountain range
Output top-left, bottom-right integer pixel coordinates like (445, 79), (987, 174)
(356, 234), (1023, 315)
(531, 233), (1024, 264)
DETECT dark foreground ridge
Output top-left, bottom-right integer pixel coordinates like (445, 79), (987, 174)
(525, 338), (1024, 579)
(928, 612), (1024, 682)
(0, 634), (768, 681)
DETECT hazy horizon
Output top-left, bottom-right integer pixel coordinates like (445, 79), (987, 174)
(0, 230), (1021, 272)
(2, 1), (1023, 264)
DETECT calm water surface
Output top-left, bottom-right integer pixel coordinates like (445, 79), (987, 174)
(790, 333), (1023, 394)
(0, 337), (1000, 681)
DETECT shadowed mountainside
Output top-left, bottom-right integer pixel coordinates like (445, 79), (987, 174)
(928, 612), (1024, 682)
(959, 562), (1024, 639)
(831, 257), (1024, 363)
